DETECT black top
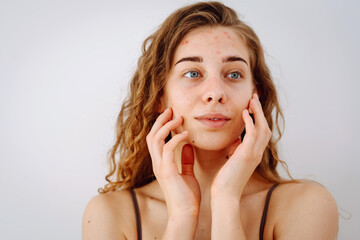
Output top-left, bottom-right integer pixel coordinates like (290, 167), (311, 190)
(259, 183), (279, 240)
(129, 183), (279, 240)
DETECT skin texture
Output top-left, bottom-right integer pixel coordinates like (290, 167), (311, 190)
(162, 26), (254, 151)
(82, 26), (339, 240)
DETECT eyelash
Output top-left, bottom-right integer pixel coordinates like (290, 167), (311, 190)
(183, 70), (243, 80)
(226, 71), (242, 80)
(184, 70), (201, 78)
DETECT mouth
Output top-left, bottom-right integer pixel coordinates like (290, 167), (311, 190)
(195, 113), (231, 128)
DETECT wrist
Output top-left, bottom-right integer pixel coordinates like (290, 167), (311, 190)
(163, 214), (199, 240)
(211, 193), (240, 211)
(211, 185), (242, 202)
(168, 205), (200, 219)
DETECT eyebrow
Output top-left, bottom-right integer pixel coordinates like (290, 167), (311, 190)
(175, 56), (203, 65)
(223, 56), (248, 65)
(174, 55), (248, 66)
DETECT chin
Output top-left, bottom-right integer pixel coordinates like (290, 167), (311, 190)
(191, 142), (229, 151)
(187, 132), (239, 151)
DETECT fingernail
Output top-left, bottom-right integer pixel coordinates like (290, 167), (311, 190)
(254, 93), (259, 100)
(244, 109), (249, 115)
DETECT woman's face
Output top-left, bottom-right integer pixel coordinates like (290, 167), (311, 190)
(162, 26), (255, 150)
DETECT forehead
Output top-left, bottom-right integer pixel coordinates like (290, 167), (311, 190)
(174, 26), (250, 63)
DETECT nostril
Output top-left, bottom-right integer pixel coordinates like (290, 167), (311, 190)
(207, 97), (213, 102)
(218, 97), (222, 103)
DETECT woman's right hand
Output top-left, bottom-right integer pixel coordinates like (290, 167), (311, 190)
(146, 108), (201, 220)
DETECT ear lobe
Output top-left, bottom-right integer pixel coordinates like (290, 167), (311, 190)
(252, 87), (259, 97)
(156, 96), (167, 113)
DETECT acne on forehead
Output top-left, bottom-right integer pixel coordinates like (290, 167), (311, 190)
(223, 31), (233, 40)
(180, 40), (189, 45)
(180, 26), (237, 42)
(175, 26), (250, 62)
(189, 28), (240, 45)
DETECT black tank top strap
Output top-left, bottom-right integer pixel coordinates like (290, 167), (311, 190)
(259, 183), (279, 240)
(129, 188), (142, 240)
(129, 183), (278, 240)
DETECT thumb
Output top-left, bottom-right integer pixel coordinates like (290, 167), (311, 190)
(181, 144), (195, 176)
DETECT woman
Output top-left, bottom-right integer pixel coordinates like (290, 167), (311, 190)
(82, 2), (338, 239)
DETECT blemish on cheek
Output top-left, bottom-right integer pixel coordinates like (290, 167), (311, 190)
(88, 220), (91, 223)
(216, 50), (220, 55)
(192, 140), (195, 143)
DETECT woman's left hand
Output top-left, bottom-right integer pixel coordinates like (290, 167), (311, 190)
(211, 93), (272, 199)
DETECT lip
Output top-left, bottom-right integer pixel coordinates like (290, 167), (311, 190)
(195, 113), (231, 128)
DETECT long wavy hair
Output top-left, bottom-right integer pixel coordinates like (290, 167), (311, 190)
(99, 1), (294, 193)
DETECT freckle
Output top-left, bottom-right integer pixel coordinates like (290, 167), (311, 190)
(88, 220), (90, 223)
(192, 140), (195, 143)
(202, 229), (204, 232)
(232, 44), (235, 47)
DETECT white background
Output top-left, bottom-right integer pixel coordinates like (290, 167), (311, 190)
(0, 0), (359, 239)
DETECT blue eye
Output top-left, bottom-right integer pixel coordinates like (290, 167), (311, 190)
(185, 71), (200, 78)
(227, 72), (241, 79)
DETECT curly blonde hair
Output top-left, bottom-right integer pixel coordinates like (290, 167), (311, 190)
(99, 1), (294, 193)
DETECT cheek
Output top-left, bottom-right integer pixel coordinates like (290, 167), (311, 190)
(233, 89), (252, 109)
(167, 91), (194, 118)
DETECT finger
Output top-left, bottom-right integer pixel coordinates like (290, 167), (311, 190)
(148, 108), (172, 137)
(154, 116), (183, 144)
(249, 93), (267, 128)
(241, 109), (256, 147)
(181, 144), (195, 176)
(162, 131), (189, 164)
(230, 109), (255, 160)
(249, 94), (272, 148)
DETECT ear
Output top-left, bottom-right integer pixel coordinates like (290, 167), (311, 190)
(252, 86), (259, 97)
(156, 95), (167, 113)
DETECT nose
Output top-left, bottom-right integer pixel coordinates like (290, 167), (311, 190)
(205, 95), (224, 103)
(201, 76), (227, 104)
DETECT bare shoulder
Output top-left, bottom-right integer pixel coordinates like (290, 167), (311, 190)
(82, 189), (136, 240)
(271, 181), (339, 240)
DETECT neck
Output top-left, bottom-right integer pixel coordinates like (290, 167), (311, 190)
(193, 147), (228, 191)
(174, 143), (268, 197)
